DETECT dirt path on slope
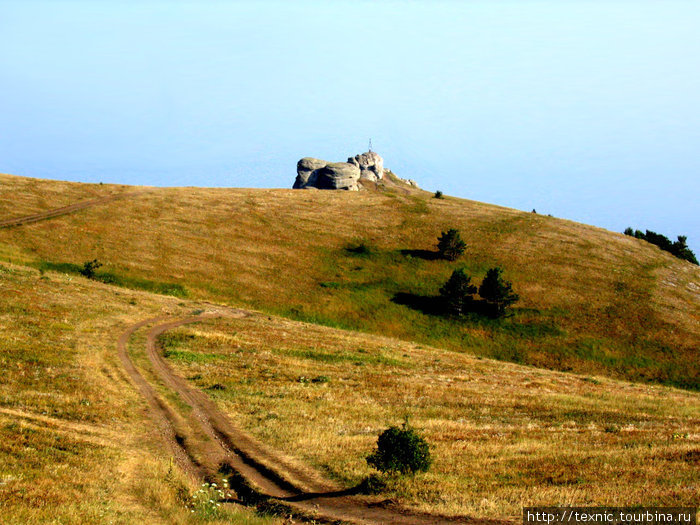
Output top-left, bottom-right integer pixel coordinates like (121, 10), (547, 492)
(121, 312), (509, 525)
(116, 316), (208, 481)
(0, 190), (144, 228)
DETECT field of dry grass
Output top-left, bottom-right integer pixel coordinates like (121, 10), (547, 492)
(159, 315), (699, 518)
(0, 172), (698, 522)
(1, 173), (697, 389)
(0, 262), (280, 524)
(0, 173), (129, 219)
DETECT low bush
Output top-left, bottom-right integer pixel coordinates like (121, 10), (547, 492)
(79, 259), (102, 279)
(367, 422), (431, 475)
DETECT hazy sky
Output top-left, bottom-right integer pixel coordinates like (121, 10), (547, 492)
(1, 1), (699, 253)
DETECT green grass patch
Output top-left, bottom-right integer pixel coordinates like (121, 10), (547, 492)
(403, 196), (429, 215)
(158, 331), (195, 350)
(284, 348), (407, 367)
(306, 238), (699, 392)
(162, 348), (224, 363)
(158, 331), (225, 363)
(36, 260), (188, 298)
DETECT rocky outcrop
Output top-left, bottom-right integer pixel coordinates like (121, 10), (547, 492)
(294, 158), (360, 191)
(314, 162), (361, 190)
(294, 151), (386, 190)
(347, 151), (384, 182)
(294, 158), (327, 189)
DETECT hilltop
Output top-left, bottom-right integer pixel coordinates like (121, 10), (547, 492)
(1, 172), (698, 390)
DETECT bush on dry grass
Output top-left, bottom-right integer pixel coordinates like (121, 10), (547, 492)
(367, 422), (431, 475)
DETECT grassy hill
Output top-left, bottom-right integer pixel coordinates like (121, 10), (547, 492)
(1, 173), (698, 390)
(0, 263), (280, 525)
(0, 172), (698, 522)
(159, 315), (699, 518)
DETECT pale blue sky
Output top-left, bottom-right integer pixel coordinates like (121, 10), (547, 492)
(1, 1), (699, 253)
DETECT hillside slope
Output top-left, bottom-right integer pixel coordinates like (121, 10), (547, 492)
(1, 262), (698, 522)
(1, 172), (698, 521)
(0, 262), (281, 525)
(1, 173), (698, 389)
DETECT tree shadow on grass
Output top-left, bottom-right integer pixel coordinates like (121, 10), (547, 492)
(391, 292), (444, 316)
(392, 292), (496, 318)
(399, 249), (441, 261)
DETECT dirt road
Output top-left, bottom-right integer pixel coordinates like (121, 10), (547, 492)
(0, 191), (144, 228)
(119, 312), (509, 525)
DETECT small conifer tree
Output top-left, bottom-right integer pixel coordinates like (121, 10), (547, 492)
(439, 268), (477, 316)
(437, 228), (466, 261)
(671, 235), (699, 265)
(478, 267), (519, 317)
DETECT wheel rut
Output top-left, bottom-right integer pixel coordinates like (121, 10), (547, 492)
(0, 190), (145, 228)
(120, 312), (509, 525)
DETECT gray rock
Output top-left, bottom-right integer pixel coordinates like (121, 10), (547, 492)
(315, 162), (360, 191)
(294, 157), (327, 189)
(293, 158), (360, 191)
(347, 151), (384, 181)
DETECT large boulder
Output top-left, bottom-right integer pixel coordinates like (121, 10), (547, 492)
(293, 158), (360, 191)
(347, 151), (384, 182)
(315, 162), (361, 190)
(294, 157), (327, 189)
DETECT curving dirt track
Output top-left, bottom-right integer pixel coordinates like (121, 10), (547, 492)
(120, 311), (510, 525)
(0, 190), (144, 228)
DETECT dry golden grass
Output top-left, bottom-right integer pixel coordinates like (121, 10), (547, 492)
(1, 173), (697, 389)
(0, 262), (280, 524)
(161, 315), (700, 519)
(0, 172), (698, 521)
(0, 173), (128, 219)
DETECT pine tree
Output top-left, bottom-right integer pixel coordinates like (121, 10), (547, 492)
(437, 228), (466, 261)
(439, 268), (477, 316)
(478, 267), (519, 317)
(671, 236), (699, 265)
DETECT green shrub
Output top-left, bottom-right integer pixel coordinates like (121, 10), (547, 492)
(437, 228), (466, 261)
(79, 259), (102, 279)
(434, 190), (444, 199)
(439, 268), (477, 316)
(367, 422), (431, 475)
